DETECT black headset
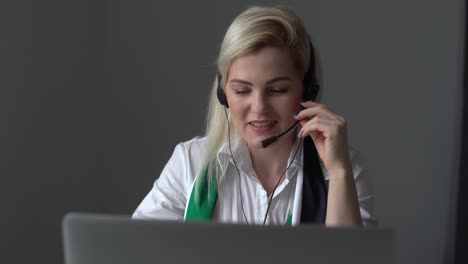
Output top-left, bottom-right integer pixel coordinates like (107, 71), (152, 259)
(216, 37), (320, 108)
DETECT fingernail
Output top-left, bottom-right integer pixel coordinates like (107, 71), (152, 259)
(292, 113), (298, 119)
(297, 129), (303, 138)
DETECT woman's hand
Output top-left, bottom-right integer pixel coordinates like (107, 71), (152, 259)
(295, 101), (352, 175)
(295, 101), (362, 226)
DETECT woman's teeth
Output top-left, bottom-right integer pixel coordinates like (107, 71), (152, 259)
(250, 121), (275, 127)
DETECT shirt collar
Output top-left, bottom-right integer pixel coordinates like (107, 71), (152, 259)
(216, 132), (303, 183)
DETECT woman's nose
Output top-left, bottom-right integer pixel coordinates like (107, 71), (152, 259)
(251, 92), (270, 114)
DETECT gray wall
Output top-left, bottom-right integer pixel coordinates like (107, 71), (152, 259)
(1, 0), (464, 263)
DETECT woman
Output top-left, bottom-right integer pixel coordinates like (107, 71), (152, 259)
(133, 5), (377, 226)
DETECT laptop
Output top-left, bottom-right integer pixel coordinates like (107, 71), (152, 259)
(62, 212), (394, 264)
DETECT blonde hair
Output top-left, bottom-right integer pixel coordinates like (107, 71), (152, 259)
(195, 5), (312, 200)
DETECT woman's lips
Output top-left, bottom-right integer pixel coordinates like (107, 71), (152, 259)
(248, 120), (277, 132)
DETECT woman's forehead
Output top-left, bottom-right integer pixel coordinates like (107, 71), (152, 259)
(228, 46), (299, 81)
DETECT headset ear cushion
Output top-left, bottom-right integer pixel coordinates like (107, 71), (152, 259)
(302, 70), (319, 101)
(217, 72), (229, 108)
(303, 76), (320, 102)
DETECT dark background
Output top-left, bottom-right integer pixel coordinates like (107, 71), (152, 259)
(1, 0), (465, 264)
(455, 1), (468, 263)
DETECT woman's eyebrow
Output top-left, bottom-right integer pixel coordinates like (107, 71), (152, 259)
(229, 76), (292, 86)
(265, 76), (292, 85)
(229, 79), (253, 86)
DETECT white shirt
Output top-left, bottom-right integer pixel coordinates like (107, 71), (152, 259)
(132, 136), (378, 226)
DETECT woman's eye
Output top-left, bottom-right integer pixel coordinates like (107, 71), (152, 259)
(270, 88), (288, 94)
(234, 90), (250, 94)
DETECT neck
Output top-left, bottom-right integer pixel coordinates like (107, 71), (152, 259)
(248, 133), (298, 179)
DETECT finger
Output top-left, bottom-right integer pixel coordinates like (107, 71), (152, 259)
(299, 118), (331, 138)
(295, 103), (340, 121)
(299, 101), (319, 107)
(300, 122), (329, 144)
(299, 117), (341, 139)
(298, 114), (340, 128)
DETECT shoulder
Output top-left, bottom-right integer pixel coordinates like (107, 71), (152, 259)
(348, 144), (362, 161)
(170, 136), (208, 179)
(163, 136), (209, 174)
(347, 144), (367, 179)
(174, 136), (209, 157)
